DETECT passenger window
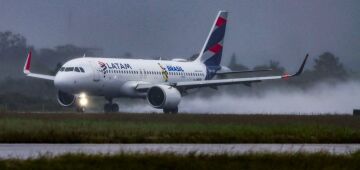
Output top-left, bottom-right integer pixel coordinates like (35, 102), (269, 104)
(60, 67), (65, 71)
(75, 67), (80, 72)
(79, 67), (85, 72)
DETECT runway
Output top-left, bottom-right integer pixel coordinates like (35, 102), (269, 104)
(0, 144), (359, 159)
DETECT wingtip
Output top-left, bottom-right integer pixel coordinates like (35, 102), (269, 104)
(23, 51), (32, 74)
(293, 53), (309, 76)
(281, 53), (309, 79)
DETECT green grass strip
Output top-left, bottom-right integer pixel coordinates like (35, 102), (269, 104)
(0, 114), (359, 143)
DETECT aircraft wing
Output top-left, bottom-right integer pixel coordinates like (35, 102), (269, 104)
(25, 73), (55, 80)
(136, 54), (308, 91)
(23, 51), (55, 81)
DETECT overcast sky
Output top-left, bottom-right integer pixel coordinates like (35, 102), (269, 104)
(1, 0), (359, 71)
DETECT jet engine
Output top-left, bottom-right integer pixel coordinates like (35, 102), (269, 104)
(57, 90), (76, 107)
(147, 85), (181, 109)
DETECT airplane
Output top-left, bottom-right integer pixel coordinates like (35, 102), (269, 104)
(23, 11), (308, 114)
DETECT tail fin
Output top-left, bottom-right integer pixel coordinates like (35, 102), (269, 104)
(195, 11), (228, 68)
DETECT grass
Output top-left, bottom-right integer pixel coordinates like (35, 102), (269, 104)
(0, 151), (359, 170)
(0, 113), (359, 143)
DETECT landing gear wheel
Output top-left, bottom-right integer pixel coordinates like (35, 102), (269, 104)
(163, 107), (178, 114)
(104, 103), (119, 113)
(104, 103), (112, 113)
(163, 109), (170, 114)
(76, 106), (85, 113)
(111, 103), (119, 112)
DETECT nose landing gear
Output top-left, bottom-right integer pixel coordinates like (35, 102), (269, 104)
(104, 97), (119, 113)
(76, 93), (88, 113)
(76, 106), (86, 113)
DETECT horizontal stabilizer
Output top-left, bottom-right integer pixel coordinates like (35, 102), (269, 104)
(216, 69), (272, 75)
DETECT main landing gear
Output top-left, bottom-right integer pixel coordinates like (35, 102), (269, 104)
(163, 107), (178, 114)
(76, 106), (86, 113)
(104, 97), (119, 113)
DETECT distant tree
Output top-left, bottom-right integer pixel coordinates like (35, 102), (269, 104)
(253, 60), (284, 75)
(228, 53), (249, 71)
(38, 44), (99, 69)
(0, 31), (27, 53)
(313, 52), (348, 80)
(269, 60), (285, 74)
(0, 31), (30, 79)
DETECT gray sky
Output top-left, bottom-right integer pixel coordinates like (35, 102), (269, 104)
(1, 0), (359, 71)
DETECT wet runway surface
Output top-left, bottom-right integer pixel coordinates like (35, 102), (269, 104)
(0, 144), (359, 159)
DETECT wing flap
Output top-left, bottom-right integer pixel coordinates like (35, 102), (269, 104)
(216, 69), (272, 75)
(175, 76), (279, 89)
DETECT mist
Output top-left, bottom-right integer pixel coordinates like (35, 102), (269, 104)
(115, 81), (360, 114)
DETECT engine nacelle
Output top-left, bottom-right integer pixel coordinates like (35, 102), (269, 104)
(147, 85), (181, 109)
(57, 90), (76, 107)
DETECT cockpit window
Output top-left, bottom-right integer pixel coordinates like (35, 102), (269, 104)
(65, 67), (74, 72)
(61, 66), (84, 72)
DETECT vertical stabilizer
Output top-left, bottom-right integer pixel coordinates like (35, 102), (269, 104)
(195, 11), (228, 79)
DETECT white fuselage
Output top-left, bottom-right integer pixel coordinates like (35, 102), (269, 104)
(54, 57), (207, 98)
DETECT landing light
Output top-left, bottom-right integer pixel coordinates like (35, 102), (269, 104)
(79, 92), (87, 98)
(79, 93), (88, 106)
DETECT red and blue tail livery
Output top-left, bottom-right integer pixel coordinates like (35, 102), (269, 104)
(195, 11), (228, 79)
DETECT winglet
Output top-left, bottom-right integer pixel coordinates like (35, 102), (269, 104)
(282, 54), (309, 79)
(23, 51), (32, 74)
